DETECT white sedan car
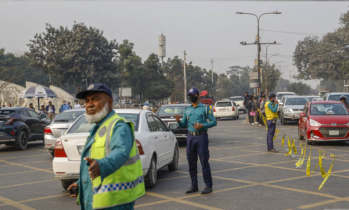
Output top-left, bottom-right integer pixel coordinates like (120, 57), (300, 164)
(213, 101), (239, 120)
(53, 109), (179, 190)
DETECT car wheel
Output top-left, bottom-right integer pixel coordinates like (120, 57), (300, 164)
(298, 128), (304, 140)
(49, 150), (55, 157)
(282, 115), (287, 125)
(237, 114), (239, 119)
(168, 145), (179, 171)
(145, 156), (157, 188)
(15, 131), (28, 150)
(61, 180), (73, 190)
(305, 131), (312, 145)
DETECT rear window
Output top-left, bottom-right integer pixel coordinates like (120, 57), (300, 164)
(328, 94), (349, 101)
(277, 93), (295, 100)
(229, 97), (243, 101)
(216, 102), (232, 107)
(0, 110), (16, 118)
(68, 113), (139, 133)
(54, 111), (85, 122)
(285, 98), (308, 106)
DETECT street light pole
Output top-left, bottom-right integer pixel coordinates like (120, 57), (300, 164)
(237, 11), (281, 95)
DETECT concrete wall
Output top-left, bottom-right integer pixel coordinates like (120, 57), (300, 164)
(0, 81), (25, 107)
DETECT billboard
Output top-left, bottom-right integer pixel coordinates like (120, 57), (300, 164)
(249, 72), (259, 88)
(119, 88), (132, 97)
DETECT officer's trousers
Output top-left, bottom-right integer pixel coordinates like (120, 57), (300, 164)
(266, 120), (276, 150)
(186, 133), (213, 188)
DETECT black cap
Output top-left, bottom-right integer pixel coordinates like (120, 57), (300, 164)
(269, 92), (276, 98)
(188, 88), (199, 95)
(76, 83), (113, 99)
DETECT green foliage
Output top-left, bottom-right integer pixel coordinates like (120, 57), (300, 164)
(275, 78), (290, 92)
(287, 82), (312, 95)
(320, 79), (344, 92)
(260, 64), (282, 92)
(26, 22), (118, 92)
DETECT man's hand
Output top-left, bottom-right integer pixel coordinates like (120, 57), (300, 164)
(86, 157), (100, 180)
(193, 123), (203, 130)
(175, 114), (181, 122)
(275, 100), (279, 104)
(67, 182), (78, 197)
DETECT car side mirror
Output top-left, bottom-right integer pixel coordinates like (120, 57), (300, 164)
(169, 123), (179, 130)
(299, 113), (306, 117)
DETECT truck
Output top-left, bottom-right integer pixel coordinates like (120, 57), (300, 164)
(199, 91), (215, 106)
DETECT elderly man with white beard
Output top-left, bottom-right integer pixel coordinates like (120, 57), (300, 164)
(67, 83), (145, 210)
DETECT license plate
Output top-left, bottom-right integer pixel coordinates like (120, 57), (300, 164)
(77, 145), (84, 155)
(221, 109), (227, 112)
(329, 130), (339, 136)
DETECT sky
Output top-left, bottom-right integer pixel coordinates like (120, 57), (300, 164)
(1, 1), (349, 89)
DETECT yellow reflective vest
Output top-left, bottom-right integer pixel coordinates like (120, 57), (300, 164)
(264, 101), (278, 120)
(80, 113), (145, 209)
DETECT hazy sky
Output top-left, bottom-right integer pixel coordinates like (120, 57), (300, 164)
(1, 1), (349, 88)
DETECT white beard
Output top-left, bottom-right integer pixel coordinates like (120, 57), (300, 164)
(85, 103), (109, 124)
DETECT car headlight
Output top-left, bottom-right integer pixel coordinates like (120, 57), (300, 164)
(310, 119), (322, 126)
(346, 122), (349, 127)
(284, 108), (292, 113)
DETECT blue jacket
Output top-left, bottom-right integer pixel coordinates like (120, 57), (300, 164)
(45, 105), (55, 113)
(177, 102), (217, 132)
(59, 103), (70, 112)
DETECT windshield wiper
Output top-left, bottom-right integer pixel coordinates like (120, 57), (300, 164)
(55, 119), (69, 122)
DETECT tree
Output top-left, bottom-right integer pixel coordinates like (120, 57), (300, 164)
(227, 65), (254, 96)
(26, 22), (118, 92)
(215, 74), (233, 100)
(320, 79), (344, 92)
(275, 78), (290, 92)
(260, 64), (282, 92)
(287, 82), (312, 95)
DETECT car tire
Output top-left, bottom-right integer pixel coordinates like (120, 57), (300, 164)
(15, 131), (28, 150)
(145, 156), (157, 188)
(168, 145), (179, 171)
(282, 115), (287, 125)
(49, 150), (55, 157)
(61, 180), (73, 190)
(298, 128), (304, 140)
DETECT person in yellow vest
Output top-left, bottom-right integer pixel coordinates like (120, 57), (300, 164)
(264, 92), (279, 153)
(67, 83), (145, 210)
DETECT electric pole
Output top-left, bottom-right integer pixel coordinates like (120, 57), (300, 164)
(184, 51), (187, 103)
(211, 58), (214, 95)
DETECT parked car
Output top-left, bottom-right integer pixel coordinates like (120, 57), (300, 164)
(276, 92), (295, 104)
(298, 101), (349, 145)
(52, 109), (179, 190)
(44, 109), (85, 156)
(280, 96), (309, 125)
(0, 107), (47, 150)
(156, 104), (191, 140)
(214, 101), (239, 120)
(323, 92), (349, 101)
(229, 96), (245, 113)
(307, 95), (319, 102)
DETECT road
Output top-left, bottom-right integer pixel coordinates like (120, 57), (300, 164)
(0, 113), (349, 210)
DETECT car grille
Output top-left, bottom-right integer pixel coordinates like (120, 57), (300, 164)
(319, 127), (349, 138)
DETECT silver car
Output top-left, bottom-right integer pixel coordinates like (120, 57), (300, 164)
(280, 96), (309, 125)
(44, 108), (85, 156)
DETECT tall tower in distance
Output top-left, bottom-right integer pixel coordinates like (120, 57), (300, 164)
(158, 33), (166, 66)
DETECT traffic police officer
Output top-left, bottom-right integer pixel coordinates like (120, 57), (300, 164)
(175, 88), (217, 194)
(264, 92), (279, 153)
(340, 95), (349, 109)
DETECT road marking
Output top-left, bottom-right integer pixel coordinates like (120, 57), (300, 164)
(0, 170), (38, 176)
(20, 193), (70, 203)
(2, 154), (48, 160)
(298, 198), (345, 209)
(0, 196), (36, 210)
(0, 179), (56, 189)
(0, 158), (53, 174)
(217, 152), (268, 160)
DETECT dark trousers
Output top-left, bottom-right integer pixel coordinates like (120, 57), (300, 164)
(187, 134), (213, 188)
(259, 112), (266, 125)
(267, 120), (276, 150)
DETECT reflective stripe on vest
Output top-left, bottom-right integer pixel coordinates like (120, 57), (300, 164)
(93, 176), (144, 195)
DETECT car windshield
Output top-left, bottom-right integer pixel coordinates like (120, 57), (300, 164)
(216, 102), (232, 107)
(285, 98), (308, 105)
(277, 94), (294, 100)
(328, 94), (349, 101)
(310, 104), (349, 115)
(0, 110), (16, 118)
(229, 97), (243, 101)
(157, 106), (188, 117)
(54, 111), (85, 122)
(67, 113), (139, 133)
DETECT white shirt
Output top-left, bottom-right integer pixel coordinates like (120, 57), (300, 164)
(74, 103), (81, 109)
(48, 106), (53, 113)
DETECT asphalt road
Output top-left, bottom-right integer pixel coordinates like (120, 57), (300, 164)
(0, 113), (349, 210)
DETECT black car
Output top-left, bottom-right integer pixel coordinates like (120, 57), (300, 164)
(157, 104), (191, 140)
(0, 107), (47, 150)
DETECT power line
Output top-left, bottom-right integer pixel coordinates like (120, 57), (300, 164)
(260, 29), (323, 36)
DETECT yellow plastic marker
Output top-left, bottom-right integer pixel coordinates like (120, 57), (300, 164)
(318, 154), (335, 191)
(306, 147), (312, 176)
(295, 143), (304, 167)
(281, 134), (285, 149)
(292, 139), (297, 154)
(300, 145), (307, 166)
(273, 129), (280, 141)
(319, 151), (327, 178)
(285, 137), (292, 156)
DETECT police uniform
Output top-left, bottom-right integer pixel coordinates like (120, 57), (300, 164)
(177, 88), (217, 193)
(264, 93), (279, 152)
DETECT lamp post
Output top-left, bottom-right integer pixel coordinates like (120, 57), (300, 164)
(237, 11), (282, 95)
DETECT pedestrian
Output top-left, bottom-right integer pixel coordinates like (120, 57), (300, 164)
(244, 92), (249, 122)
(175, 87), (217, 195)
(59, 100), (70, 113)
(253, 96), (259, 124)
(259, 95), (266, 126)
(259, 91), (265, 105)
(340, 95), (349, 109)
(29, 103), (35, 110)
(246, 96), (255, 124)
(265, 92), (279, 153)
(74, 100), (81, 109)
(67, 83), (145, 210)
(68, 102), (73, 109)
(38, 105), (46, 119)
(143, 102), (150, 110)
(46, 101), (56, 123)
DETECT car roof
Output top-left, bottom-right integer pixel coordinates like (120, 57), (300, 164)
(114, 109), (152, 114)
(159, 104), (191, 107)
(216, 101), (232, 103)
(285, 96), (307, 98)
(326, 92), (349, 95)
(310, 101), (342, 104)
(62, 108), (86, 112)
(0, 107), (30, 111)
(277, 92), (295, 94)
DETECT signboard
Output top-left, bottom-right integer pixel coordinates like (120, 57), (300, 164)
(249, 72), (259, 88)
(119, 88), (132, 97)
